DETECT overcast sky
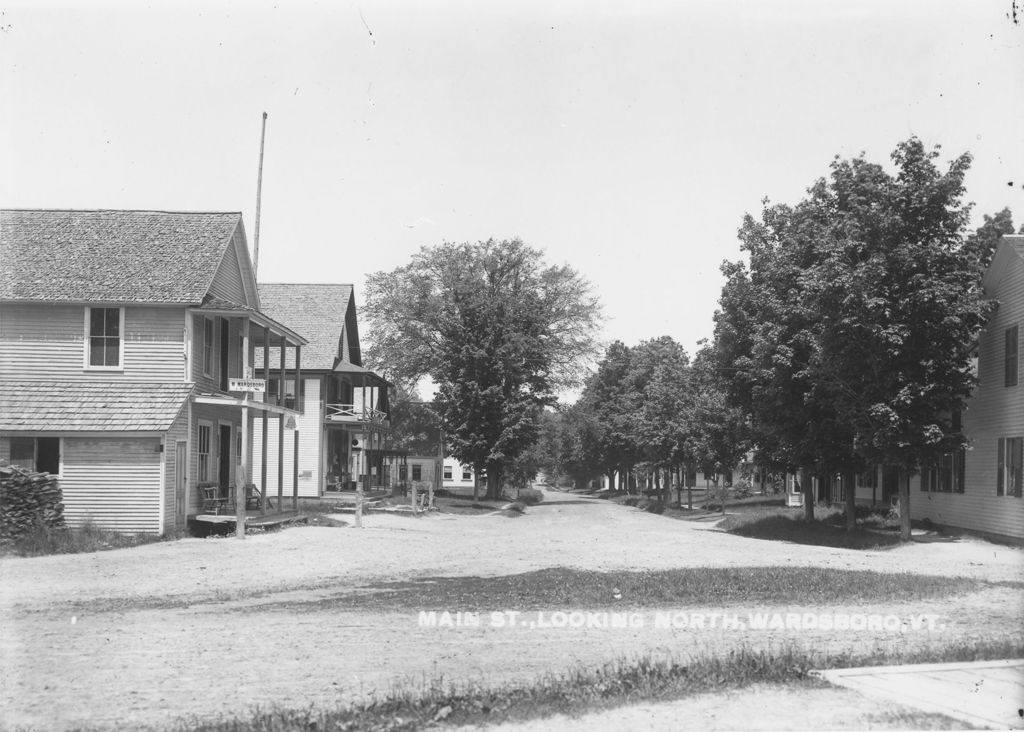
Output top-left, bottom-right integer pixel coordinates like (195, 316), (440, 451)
(2, 0), (1022, 360)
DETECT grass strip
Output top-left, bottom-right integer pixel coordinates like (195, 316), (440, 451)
(173, 639), (1023, 731)
(257, 566), (999, 613)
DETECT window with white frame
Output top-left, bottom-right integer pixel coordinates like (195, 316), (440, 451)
(9, 437), (60, 474)
(462, 467), (472, 481)
(997, 437), (1023, 498)
(443, 465), (453, 480)
(85, 307), (123, 368)
(197, 423), (212, 482)
(203, 318), (214, 377)
(412, 464), (422, 481)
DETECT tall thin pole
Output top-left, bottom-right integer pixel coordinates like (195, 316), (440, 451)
(253, 111), (268, 277)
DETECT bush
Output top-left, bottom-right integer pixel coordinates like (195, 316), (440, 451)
(516, 487), (543, 506)
(0, 463), (65, 544)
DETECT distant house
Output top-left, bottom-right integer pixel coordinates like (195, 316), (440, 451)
(252, 284), (401, 498)
(908, 235), (1024, 542)
(442, 458), (476, 491)
(0, 209), (306, 534)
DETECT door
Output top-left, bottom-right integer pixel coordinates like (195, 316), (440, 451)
(882, 467), (899, 503)
(175, 440), (187, 525)
(218, 424), (232, 490)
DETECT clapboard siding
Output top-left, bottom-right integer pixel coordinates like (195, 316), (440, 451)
(911, 248), (1024, 540)
(252, 377), (322, 498)
(207, 230), (249, 306)
(0, 304), (185, 381)
(60, 437), (162, 533)
(163, 404), (189, 532)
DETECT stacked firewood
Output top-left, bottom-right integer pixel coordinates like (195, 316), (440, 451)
(0, 463), (66, 542)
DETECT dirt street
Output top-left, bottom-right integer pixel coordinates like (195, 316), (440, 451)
(1, 490), (1021, 730)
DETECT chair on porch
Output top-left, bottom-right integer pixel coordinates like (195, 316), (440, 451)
(245, 483), (273, 510)
(199, 483), (227, 514)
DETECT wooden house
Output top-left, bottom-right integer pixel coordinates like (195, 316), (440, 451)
(0, 209), (306, 534)
(908, 235), (1024, 542)
(252, 283), (403, 499)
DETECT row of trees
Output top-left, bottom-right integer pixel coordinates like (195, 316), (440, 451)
(547, 139), (1018, 540)
(366, 138), (1016, 539)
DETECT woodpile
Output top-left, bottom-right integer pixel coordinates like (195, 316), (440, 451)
(0, 463), (65, 542)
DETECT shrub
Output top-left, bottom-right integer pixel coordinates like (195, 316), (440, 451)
(516, 487), (543, 505)
(0, 463), (65, 544)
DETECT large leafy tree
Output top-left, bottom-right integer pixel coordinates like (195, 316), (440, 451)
(364, 238), (602, 499)
(715, 138), (992, 538)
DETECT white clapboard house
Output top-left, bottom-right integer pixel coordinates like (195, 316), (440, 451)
(252, 283), (402, 499)
(0, 209), (306, 534)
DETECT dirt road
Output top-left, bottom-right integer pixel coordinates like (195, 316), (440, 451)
(2, 491), (1021, 730)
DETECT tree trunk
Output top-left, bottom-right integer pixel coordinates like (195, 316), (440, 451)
(486, 464), (501, 500)
(472, 466), (480, 502)
(801, 469), (815, 521)
(899, 468), (912, 542)
(844, 470), (856, 533)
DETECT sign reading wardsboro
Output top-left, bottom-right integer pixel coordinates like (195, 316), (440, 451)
(228, 378), (266, 393)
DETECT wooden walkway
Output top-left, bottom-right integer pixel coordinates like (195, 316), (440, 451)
(812, 659), (1024, 728)
(188, 511), (309, 530)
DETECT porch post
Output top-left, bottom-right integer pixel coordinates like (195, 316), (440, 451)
(278, 332), (286, 509)
(237, 318), (250, 539)
(293, 429), (299, 512)
(261, 326), (269, 514)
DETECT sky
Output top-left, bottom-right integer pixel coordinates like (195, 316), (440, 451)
(2, 0), (1022, 363)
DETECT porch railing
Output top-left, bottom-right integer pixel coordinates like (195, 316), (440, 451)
(325, 403), (389, 423)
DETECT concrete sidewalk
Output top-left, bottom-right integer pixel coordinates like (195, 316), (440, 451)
(811, 659), (1024, 729)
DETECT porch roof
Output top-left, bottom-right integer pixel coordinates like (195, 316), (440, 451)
(192, 296), (307, 346)
(0, 382), (193, 432)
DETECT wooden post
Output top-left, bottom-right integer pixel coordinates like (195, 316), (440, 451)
(355, 440), (363, 528)
(293, 429), (299, 513)
(410, 479), (418, 514)
(899, 467), (912, 542)
(237, 318), (250, 539)
(261, 326), (270, 514)
(253, 111), (267, 276)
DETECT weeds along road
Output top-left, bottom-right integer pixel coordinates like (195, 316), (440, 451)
(1, 489), (1021, 730)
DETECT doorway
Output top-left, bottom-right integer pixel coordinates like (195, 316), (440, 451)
(175, 440), (187, 524)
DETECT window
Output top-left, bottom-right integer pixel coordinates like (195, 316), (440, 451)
(85, 307), (122, 368)
(997, 437), (1023, 498)
(399, 465), (408, 481)
(462, 467), (472, 481)
(197, 423), (212, 482)
(443, 465), (453, 480)
(920, 450), (966, 493)
(1006, 325), (1019, 387)
(9, 437), (60, 474)
(412, 464), (422, 481)
(268, 378), (305, 411)
(203, 318), (214, 377)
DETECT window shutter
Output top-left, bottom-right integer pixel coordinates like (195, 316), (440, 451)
(1014, 438), (1023, 499)
(997, 438), (1005, 496)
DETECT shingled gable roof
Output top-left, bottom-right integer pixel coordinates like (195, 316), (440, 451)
(0, 382), (193, 432)
(0, 209), (246, 304)
(257, 284), (356, 370)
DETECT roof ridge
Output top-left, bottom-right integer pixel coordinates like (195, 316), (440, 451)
(258, 282), (355, 287)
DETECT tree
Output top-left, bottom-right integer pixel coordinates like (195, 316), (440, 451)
(364, 239), (602, 499)
(715, 138), (992, 539)
(965, 207), (1015, 270)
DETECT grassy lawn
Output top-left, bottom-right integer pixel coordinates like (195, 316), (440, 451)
(255, 566), (1004, 614)
(0, 520), (181, 557)
(719, 506), (906, 549)
(172, 640), (1021, 732)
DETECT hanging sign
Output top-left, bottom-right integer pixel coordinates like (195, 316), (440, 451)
(229, 378), (266, 393)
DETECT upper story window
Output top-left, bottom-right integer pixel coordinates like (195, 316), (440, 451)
(202, 318), (214, 377)
(267, 377), (305, 411)
(1006, 324), (1019, 387)
(85, 307), (123, 369)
